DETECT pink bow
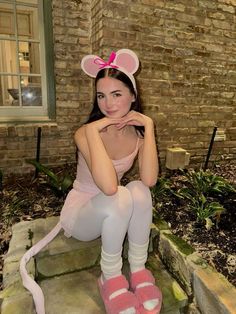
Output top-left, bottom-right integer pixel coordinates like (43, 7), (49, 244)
(94, 51), (119, 69)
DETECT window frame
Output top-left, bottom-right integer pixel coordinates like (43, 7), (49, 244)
(0, 0), (55, 123)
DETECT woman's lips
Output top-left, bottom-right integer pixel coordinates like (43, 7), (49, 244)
(106, 110), (117, 115)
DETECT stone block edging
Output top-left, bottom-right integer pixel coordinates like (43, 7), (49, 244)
(152, 221), (236, 314)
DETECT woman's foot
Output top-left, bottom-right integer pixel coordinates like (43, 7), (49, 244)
(130, 269), (162, 313)
(98, 274), (139, 314)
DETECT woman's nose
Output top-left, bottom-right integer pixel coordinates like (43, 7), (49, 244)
(106, 96), (114, 108)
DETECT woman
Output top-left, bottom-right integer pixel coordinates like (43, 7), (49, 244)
(20, 49), (162, 314)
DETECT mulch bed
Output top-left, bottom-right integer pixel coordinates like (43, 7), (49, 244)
(154, 163), (236, 287)
(0, 163), (235, 292)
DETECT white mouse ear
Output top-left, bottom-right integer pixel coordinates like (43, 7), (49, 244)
(80, 49), (140, 92)
(81, 54), (100, 78)
(81, 51), (119, 77)
(115, 49), (139, 74)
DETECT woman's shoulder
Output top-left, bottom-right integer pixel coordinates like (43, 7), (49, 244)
(75, 125), (86, 136)
(74, 125), (87, 148)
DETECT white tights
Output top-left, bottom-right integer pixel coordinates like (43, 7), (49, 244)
(65, 180), (153, 273)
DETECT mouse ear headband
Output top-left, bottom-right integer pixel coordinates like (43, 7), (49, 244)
(81, 49), (139, 91)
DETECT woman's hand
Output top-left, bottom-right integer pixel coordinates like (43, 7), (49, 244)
(115, 111), (153, 129)
(86, 111), (153, 132)
(86, 117), (122, 133)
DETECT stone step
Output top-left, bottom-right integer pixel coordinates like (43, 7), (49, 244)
(0, 217), (188, 314)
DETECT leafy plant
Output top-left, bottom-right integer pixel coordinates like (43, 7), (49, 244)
(174, 169), (235, 229)
(151, 177), (173, 223)
(179, 168), (235, 196)
(2, 191), (30, 226)
(176, 189), (225, 229)
(151, 177), (172, 203)
(27, 160), (73, 196)
(26, 228), (34, 250)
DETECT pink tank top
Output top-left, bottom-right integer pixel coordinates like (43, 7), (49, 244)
(73, 138), (140, 194)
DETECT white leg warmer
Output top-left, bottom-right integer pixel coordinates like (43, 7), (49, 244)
(100, 247), (123, 280)
(128, 240), (149, 273)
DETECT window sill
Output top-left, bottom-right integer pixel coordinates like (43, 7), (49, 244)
(0, 116), (56, 125)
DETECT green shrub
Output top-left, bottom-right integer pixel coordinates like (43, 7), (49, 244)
(27, 160), (73, 196)
(2, 191), (30, 226)
(182, 168), (235, 196)
(151, 177), (172, 203)
(174, 169), (235, 229)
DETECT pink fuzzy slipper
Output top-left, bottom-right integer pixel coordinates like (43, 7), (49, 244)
(98, 274), (140, 314)
(130, 269), (162, 314)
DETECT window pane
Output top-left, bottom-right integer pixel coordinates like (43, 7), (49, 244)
(0, 74), (19, 106)
(0, 3), (15, 37)
(19, 41), (40, 74)
(30, 42), (40, 74)
(0, 40), (18, 73)
(17, 4), (39, 40)
(21, 75), (42, 106)
(19, 41), (29, 73)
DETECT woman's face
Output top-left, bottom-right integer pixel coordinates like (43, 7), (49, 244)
(96, 76), (135, 118)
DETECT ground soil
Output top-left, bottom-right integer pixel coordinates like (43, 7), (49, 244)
(0, 163), (235, 292)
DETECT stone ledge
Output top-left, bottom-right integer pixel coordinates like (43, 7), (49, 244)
(153, 222), (236, 314)
(188, 255), (236, 314)
(1, 217), (189, 314)
(1, 292), (36, 314)
(2, 216), (235, 313)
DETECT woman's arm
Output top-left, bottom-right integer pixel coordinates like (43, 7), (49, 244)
(116, 111), (158, 187)
(138, 119), (158, 186)
(74, 118), (119, 195)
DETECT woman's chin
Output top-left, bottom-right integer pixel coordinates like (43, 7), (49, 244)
(106, 112), (124, 119)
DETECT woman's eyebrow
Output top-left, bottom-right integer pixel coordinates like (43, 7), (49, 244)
(96, 89), (122, 95)
(111, 90), (122, 94)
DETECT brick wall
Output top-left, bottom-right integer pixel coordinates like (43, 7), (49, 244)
(0, 0), (235, 175)
(99, 0), (236, 167)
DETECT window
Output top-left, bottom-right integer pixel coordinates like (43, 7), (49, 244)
(0, 0), (55, 122)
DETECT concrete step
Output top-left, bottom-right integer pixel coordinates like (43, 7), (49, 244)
(1, 217), (188, 314)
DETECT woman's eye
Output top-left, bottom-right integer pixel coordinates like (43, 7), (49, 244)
(97, 94), (104, 100)
(113, 93), (121, 97)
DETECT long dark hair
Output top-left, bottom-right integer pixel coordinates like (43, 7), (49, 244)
(85, 68), (144, 137)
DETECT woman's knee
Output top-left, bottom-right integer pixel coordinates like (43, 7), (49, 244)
(126, 180), (151, 196)
(111, 185), (133, 218)
(126, 180), (152, 210)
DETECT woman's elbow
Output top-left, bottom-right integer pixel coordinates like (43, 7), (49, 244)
(104, 187), (118, 196)
(102, 184), (118, 196)
(141, 175), (158, 188)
